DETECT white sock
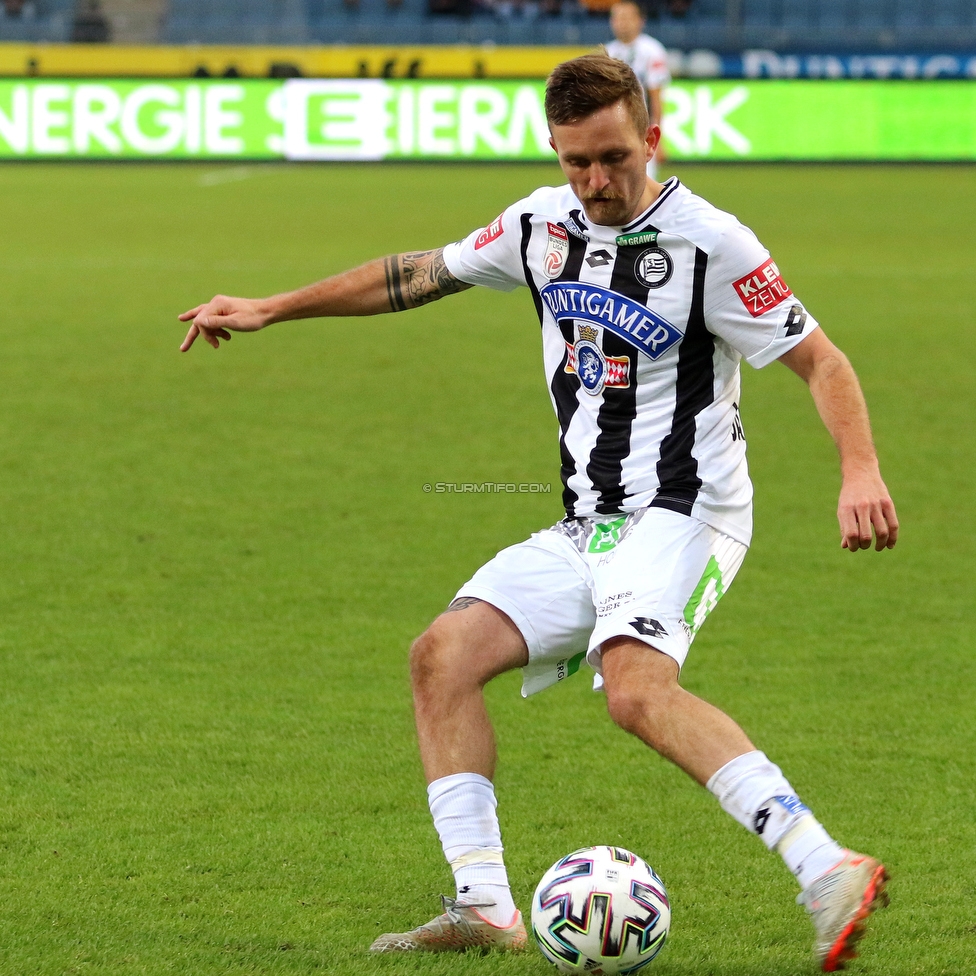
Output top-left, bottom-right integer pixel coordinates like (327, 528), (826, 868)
(706, 751), (845, 890)
(427, 772), (518, 926)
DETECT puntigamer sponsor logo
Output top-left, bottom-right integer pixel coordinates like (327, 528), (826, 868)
(540, 281), (684, 361)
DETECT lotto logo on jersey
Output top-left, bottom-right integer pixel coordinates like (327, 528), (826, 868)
(474, 214), (504, 250)
(544, 222), (570, 278)
(733, 259), (793, 317)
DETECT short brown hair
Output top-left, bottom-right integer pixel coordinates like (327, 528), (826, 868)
(545, 53), (649, 134)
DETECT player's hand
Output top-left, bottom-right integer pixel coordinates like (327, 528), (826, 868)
(178, 295), (270, 351)
(837, 466), (899, 552)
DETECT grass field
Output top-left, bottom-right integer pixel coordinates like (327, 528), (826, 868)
(0, 160), (973, 976)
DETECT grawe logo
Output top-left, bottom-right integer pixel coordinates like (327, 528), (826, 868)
(733, 258), (792, 316)
(474, 213), (504, 249)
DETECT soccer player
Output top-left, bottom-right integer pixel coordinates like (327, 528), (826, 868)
(605, 0), (670, 179)
(179, 55), (896, 972)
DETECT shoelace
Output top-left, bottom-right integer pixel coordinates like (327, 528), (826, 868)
(797, 862), (847, 911)
(439, 895), (498, 933)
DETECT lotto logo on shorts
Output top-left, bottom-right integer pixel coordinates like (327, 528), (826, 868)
(630, 617), (668, 639)
(474, 214), (504, 250)
(733, 259), (792, 317)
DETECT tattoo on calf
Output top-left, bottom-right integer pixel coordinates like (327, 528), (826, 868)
(446, 596), (484, 613)
(386, 249), (472, 312)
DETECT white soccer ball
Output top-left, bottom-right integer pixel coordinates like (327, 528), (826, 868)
(530, 846), (670, 975)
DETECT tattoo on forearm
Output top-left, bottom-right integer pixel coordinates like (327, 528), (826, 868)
(446, 596), (483, 613)
(385, 249), (472, 312)
(384, 255), (407, 312)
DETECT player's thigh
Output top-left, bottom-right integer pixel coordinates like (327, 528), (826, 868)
(587, 509), (747, 674)
(456, 532), (596, 696)
(601, 636), (680, 689)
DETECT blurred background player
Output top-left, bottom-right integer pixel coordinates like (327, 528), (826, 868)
(605, 0), (670, 179)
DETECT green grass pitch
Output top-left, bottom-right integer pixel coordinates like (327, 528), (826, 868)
(0, 160), (973, 975)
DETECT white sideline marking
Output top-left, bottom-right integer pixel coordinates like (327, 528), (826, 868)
(198, 166), (255, 187)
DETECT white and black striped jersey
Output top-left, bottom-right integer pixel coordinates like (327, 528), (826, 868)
(442, 177), (818, 545)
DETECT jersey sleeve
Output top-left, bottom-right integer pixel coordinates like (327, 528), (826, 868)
(641, 36), (671, 89)
(442, 203), (526, 293)
(703, 222), (819, 369)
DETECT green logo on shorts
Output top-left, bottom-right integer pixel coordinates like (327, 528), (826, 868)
(684, 556), (725, 637)
(560, 651), (586, 681)
(587, 517), (628, 553)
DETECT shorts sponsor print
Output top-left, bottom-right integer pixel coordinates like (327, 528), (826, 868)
(597, 590), (633, 618)
(455, 508), (747, 696)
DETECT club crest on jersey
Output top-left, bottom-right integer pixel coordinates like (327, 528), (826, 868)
(634, 247), (673, 289)
(544, 222), (570, 278)
(474, 213), (504, 250)
(540, 281), (684, 361)
(564, 324), (630, 396)
(733, 258), (792, 316)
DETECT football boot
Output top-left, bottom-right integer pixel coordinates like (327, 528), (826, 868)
(797, 850), (889, 971)
(369, 895), (527, 953)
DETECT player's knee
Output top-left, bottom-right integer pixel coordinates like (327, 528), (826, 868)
(409, 625), (470, 697)
(605, 681), (680, 747)
(604, 683), (647, 736)
(409, 629), (443, 693)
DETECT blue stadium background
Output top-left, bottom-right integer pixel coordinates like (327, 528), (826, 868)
(2, 0), (976, 53)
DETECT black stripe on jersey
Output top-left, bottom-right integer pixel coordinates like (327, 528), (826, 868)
(520, 213), (544, 321)
(584, 243), (646, 514)
(651, 247), (714, 516)
(529, 219), (590, 515)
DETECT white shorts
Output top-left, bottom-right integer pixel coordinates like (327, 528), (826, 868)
(456, 508), (747, 697)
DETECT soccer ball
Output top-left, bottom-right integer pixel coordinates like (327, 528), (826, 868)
(530, 846), (670, 975)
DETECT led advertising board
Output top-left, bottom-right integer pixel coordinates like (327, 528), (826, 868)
(1, 78), (974, 161)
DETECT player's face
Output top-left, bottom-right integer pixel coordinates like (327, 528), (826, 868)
(549, 101), (659, 226)
(610, 3), (644, 43)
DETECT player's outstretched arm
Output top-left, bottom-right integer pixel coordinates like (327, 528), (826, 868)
(778, 328), (899, 552)
(178, 248), (472, 351)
